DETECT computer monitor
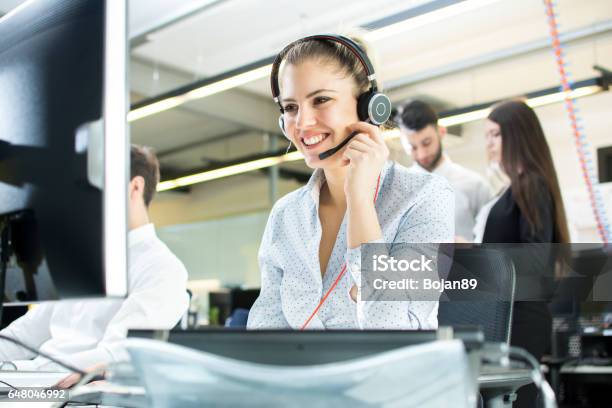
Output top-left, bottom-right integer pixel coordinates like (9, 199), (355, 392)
(598, 145), (612, 184)
(0, 0), (128, 304)
(129, 328), (484, 366)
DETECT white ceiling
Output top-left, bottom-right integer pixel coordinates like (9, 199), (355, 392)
(132, 0), (429, 77)
(129, 0), (612, 100)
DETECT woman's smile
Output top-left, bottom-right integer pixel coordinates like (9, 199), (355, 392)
(299, 132), (331, 150)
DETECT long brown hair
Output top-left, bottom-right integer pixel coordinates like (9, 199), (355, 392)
(488, 100), (570, 243)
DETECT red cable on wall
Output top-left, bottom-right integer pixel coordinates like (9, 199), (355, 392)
(543, 0), (610, 244)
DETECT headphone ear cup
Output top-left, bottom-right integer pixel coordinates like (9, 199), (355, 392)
(360, 92), (391, 125)
(278, 115), (289, 139)
(357, 91), (373, 122)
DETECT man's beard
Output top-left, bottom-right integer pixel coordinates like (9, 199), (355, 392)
(421, 144), (443, 171)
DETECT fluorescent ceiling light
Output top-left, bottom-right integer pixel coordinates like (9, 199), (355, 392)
(157, 82), (603, 191)
(185, 65), (272, 100)
(129, 65), (272, 122)
(439, 108), (491, 127)
(282, 151), (305, 162)
(384, 84), (603, 141)
(526, 85), (601, 108)
(157, 150), (303, 192)
(364, 0), (502, 42)
(128, 95), (189, 122)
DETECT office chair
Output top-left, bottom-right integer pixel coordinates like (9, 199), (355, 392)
(438, 247), (516, 344)
(174, 290), (193, 330)
(225, 308), (249, 328)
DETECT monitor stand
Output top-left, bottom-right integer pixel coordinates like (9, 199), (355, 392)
(0, 211), (46, 324)
(0, 213), (11, 324)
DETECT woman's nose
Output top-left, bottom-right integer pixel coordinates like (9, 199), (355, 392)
(296, 106), (316, 129)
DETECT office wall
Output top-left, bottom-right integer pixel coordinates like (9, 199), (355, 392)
(150, 172), (303, 226)
(156, 210), (269, 287)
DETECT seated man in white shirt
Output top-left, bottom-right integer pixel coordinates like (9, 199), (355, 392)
(0, 144), (189, 371)
(396, 100), (492, 241)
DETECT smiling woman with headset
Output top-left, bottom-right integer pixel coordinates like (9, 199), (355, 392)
(246, 34), (455, 330)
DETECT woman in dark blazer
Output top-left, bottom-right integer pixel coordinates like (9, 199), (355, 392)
(477, 100), (570, 408)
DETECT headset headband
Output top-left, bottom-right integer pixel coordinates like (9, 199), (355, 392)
(270, 34), (379, 112)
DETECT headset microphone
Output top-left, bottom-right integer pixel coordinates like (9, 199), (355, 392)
(318, 129), (360, 160)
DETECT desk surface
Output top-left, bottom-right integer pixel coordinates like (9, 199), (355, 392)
(478, 365), (533, 390)
(0, 371), (66, 391)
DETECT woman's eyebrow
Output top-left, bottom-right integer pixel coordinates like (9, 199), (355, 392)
(282, 89), (338, 102)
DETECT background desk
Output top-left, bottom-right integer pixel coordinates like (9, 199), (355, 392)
(559, 364), (612, 406)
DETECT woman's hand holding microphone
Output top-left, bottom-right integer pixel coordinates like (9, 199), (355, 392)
(341, 121), (389, 205)
(341, 122), (388, 302)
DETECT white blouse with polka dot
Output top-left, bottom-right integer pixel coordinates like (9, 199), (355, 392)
(247, 160), (455, 330)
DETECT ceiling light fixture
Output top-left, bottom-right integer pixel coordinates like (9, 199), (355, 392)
(363, 0), (502, 42)
(128, 64), (272, 122)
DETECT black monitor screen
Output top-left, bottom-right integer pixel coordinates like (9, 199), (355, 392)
(0, 0), (122, 302)
(598, 146), (612, 184)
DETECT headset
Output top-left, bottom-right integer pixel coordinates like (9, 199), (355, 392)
(270, 34), (392, 160)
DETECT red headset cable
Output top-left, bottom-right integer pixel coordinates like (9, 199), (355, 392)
(300, 173), (382, 330)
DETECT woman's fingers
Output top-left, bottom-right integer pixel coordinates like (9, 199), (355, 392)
(342, 147), (365, 163)
(349, 285), (358, 302)
(346, 139), (370, 153)
(344, 132), (388, 164)
(350, 132), (377, 147)
(56, 373), (81, 389)
(347, 122), (385, 145)
(55, 362), (106, 389)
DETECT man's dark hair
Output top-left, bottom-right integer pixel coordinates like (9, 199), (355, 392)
(396, 100), (439, 132)
(130, 144), (160, 207)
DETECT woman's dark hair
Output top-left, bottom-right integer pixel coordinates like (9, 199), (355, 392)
(396, 99), (439, 132)
(488, 100), (569, 243)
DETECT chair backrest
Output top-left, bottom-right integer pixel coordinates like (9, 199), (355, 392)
(438, 248), (516, 343)
(175, 290), (193, 330)
(225, 308), (250, 328)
